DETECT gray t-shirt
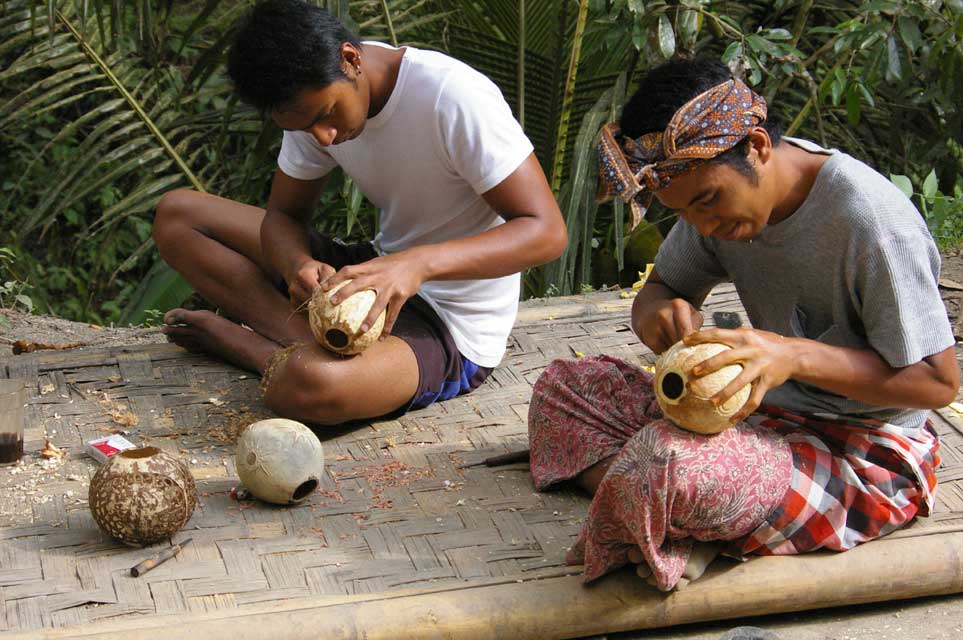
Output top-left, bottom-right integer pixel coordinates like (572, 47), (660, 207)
(655, 137), (955, 430)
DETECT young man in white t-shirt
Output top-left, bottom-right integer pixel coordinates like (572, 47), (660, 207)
(152, 0), (566, 425)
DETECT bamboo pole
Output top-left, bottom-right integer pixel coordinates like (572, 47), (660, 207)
(378, 0), (398, 47)
(14, 531), (963, 640)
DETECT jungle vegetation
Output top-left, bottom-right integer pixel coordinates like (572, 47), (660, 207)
(1, 0), (961, 325)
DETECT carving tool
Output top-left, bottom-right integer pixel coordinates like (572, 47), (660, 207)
(130, 538), (193, 577)
(457, 449), (530, 469)
(712, 311), (744, 330)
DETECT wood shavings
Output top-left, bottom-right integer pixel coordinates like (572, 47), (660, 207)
(109, 407), (139, 427)
(260, 343), (304, 395)
(365, 461), (432, 509)
(11, 339), (86, 354)
(205, 406), (271, 444)
(95, 393), (139, 427)
(39, 440), (66, 460)
(939, 278), (963, 291)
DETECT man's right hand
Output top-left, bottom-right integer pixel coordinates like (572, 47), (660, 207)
(631, 267), (706, 354)
(635, 298), (704, 354)
(286, 258), (336, 310)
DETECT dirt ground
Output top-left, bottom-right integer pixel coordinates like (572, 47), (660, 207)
(1, 251), (962, 639)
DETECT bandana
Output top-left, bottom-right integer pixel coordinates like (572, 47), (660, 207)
(597, 78), (768, 228)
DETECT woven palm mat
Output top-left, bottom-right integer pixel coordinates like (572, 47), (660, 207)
(0, 283), (961, 633)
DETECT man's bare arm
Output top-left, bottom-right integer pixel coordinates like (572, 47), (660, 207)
(403, 153), (567, 281)
(261, 169), (331, 305)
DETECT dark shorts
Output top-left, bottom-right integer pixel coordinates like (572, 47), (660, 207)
(280, 234), (492, 415)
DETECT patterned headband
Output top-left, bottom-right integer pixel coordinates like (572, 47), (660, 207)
(597, 78), (768, 228)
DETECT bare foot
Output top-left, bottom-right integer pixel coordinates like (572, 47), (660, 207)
(162, 309), (279, 373)
(673, 541), (723, 591)
(626, 546), (652, 579)
(627, 540), (721, 590)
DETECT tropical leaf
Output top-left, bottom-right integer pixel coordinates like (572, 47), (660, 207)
(120, 256), (194, 324)
(3, 0), (961, 323)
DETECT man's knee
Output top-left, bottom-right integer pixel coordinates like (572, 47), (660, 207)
(630, 419), (694, 459)
(153, 189), (202, 252)
(263, 352), (351, 425)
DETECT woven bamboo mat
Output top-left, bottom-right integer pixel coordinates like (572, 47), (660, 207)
(0, 283), (961, 634)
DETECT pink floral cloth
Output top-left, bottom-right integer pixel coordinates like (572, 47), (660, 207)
(528, 355), (793, 590)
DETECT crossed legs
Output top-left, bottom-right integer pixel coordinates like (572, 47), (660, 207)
(528, 356), (791, 590)
(152, 189), (419, 425)
(575, 455), (723, 589)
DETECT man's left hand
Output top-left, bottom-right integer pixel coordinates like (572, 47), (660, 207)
(683, 327), (799, 423)
(322, 249), (429, 338)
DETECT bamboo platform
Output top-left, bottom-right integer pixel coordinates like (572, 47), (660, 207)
(0, 283), (961, 638)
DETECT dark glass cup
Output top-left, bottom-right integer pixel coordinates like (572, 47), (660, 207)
(0, 379), (26, 466)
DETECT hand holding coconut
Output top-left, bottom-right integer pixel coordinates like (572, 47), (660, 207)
(319, 250), (429, 342)
(285, 258), (337, 311)
(309, 280), (386, 354)
(679, 327), (799, 425)
(654, 341), (751, 434)
(632, 269), (797, 428)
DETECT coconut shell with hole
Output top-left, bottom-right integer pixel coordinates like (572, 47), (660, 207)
(236, 418), (325, 505)
(653, 341), (751, 435)
(88, 447), (197, 546)
(308, 280), (386, 355)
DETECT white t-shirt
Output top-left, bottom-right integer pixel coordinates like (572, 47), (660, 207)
(277, 42), (534, 367)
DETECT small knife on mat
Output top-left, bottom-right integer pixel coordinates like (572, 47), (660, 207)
(457, 449), (530, 469)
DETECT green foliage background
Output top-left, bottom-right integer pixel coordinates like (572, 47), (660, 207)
(1, 0), (962, 326)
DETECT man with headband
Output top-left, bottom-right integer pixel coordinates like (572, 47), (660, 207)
(527, 57), (959, 591)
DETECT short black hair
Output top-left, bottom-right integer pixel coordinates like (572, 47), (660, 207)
(227, 0), (363, 112)
(620, 56), (782, 182)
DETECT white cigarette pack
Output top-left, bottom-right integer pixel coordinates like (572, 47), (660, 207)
(85, 435), (137, 463)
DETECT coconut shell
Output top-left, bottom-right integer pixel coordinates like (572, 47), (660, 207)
(653, 341), (751, 435)
(236, 419), (325, 505)
(88, 447), (196, 546)
(308, 280), (386, 355)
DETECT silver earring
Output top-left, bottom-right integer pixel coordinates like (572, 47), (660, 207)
(354, 64), (362, 75)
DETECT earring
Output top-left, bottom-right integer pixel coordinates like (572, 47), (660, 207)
(354, 64), (362, 76)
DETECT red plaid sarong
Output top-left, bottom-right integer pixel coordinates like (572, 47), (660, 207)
(740, 404), (939, 555)
(528, 356), (940, 590)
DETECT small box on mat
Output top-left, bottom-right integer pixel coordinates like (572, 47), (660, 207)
(85, 435), (136, 463)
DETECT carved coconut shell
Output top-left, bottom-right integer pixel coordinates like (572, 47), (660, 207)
(307, 280), (386, 355)
(236, 419), (325, 505)
(654, 341), (751, 435)
(88, 447), (196, 546)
